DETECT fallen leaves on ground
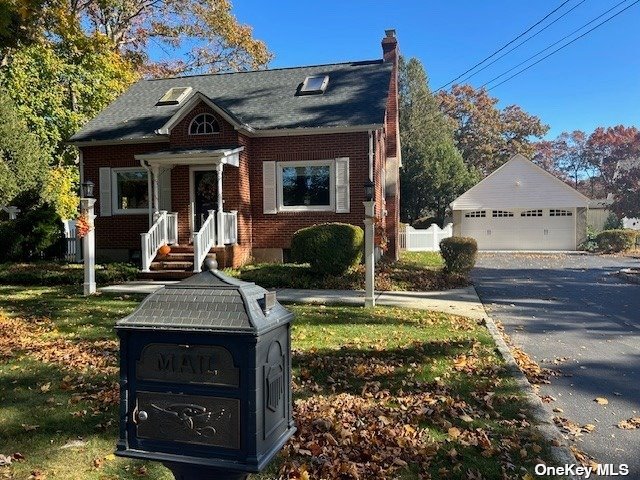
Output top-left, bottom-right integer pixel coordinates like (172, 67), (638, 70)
(553, 417), (596, 438)
(280, 336), (546, 479)
(493, 322), (559, 387)
(617, 417), (640, 430)
(0, 314), (119, 408)
(571, 446), (599, 470)
(594, 397), (609, 405)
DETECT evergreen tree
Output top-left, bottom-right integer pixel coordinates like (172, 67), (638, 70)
(399, 58), (478, 225)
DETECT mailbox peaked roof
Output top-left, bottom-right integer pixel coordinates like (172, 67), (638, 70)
(116, 270), (292, 334)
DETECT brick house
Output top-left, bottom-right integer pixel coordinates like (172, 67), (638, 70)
(70, 31), (401, 276)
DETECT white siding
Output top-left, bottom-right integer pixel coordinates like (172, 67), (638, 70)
(451, 154), (589, 210)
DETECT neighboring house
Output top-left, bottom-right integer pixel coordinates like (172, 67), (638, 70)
(70, 31), (401, 275)
(451, 154), (589, 251)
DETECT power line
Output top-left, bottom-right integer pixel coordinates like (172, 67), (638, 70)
(435, 0), (575, 91)
(486, 0), (639, 90)
(481, 0), (631, 88)
(455, 0), (587, 85)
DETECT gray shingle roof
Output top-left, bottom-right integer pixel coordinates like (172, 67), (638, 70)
(116, 270), (293, 334)
(71, 60), (393, 143)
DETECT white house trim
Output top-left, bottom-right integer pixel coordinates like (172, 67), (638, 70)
(276, 159), (336, 212)
(110, 167), (150, 215)
(155, 92), (250, 136)
(135, 147), (243, 168)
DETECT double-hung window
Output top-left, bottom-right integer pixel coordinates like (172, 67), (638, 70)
(277, 160), (334, 211)
(111, 168), (149, 214)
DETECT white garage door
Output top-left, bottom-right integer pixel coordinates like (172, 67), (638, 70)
(460, 208), (576, 250)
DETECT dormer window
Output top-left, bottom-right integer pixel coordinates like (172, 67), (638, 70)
(189, 113), (220, 135)
(299, 75), (329, 95)
(156, 87), (192, 106)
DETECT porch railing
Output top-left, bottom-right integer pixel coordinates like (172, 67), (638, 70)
(223, 210), (238, 245)
(141, 210), (179, 272)
(193, 210), (217, 273)
(167, 212), (178, 245)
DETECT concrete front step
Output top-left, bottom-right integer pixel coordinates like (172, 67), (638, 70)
(150, 260), (194, 271)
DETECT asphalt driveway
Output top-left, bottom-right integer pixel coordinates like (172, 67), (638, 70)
(473, 253), (640, 478)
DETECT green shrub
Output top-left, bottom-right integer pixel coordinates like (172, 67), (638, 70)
(580, 226), (599, 252)
(603, 213), (622, 231)
(291, 223), (364, 276)
(595, 229), (637, 253)
(439, 236), (478, 274)
(0, 202), (64, 261)
(413, 216), (440, 229)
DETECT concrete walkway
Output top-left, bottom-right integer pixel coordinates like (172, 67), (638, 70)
(99, 282), (487, 320)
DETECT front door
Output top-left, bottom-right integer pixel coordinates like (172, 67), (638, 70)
(193, 169), (218, 231)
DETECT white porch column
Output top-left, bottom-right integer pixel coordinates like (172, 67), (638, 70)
(80, 198), (97, 296)
(216, 163), (224, 247)
(363, 200), (376, 308)
(152, 164), (160, 213)
(146, 165), (153, 227)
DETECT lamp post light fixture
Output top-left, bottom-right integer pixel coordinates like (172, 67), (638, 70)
(363, 179), (376, 308)
(80, 179), (97, 295)
(363, 179), (374, 202)
(81, 180), (95, 199)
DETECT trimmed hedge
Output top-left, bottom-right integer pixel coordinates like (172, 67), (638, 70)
(291, 223), (364, 276)
(595, 229), (637, 253)
(413, 216), (440, 229)
(440, 236), (478, 274)
(0, 262), (139, 286)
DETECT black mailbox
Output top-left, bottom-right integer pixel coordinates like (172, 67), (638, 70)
(115, 268), (295, 480)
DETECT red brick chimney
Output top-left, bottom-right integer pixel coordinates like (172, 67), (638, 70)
(381, 29), (401, 261)
(382, 29), (399, 160)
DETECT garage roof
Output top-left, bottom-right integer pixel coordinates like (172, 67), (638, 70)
(451, 154), (590, 210)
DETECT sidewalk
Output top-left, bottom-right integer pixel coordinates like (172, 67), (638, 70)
(99, 282), (486, 320)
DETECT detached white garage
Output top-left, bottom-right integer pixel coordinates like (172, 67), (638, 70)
(451, 154), (589, 251)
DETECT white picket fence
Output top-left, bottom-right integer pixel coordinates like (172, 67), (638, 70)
(399, 223), (453, 251)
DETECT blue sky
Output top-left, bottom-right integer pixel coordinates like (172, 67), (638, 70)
(159, 1), (640, 139)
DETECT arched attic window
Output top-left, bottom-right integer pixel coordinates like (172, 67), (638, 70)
(189, 113), (220, 135)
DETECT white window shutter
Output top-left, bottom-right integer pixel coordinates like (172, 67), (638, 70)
(99, 167), (112, 217)
(263, 161), (277, 214)
(159, 167), (172, 211)
(335, 157), (350, 213)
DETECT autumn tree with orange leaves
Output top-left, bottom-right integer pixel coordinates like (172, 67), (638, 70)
(437, 84), (549, 175)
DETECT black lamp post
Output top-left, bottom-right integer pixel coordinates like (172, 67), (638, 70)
(364, 179), (374, 202)
(81, 180), (95, 198)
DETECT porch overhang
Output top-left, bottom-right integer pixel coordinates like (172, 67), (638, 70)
(135, 146), (244, 168)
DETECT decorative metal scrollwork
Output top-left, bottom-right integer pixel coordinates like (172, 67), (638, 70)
(150, 402), (229, 438)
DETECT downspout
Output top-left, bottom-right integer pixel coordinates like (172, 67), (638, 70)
(368, 130), (374, 182)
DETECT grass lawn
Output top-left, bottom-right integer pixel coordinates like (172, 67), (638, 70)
(0, 285), (554, 479)
(228, 251), (468, 292)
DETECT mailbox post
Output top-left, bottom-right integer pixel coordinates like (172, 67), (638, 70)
(115, 267), (295, 479)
